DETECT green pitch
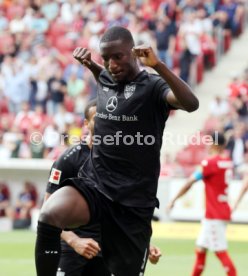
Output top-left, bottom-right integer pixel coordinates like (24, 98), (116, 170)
(0, 231), (247, 276)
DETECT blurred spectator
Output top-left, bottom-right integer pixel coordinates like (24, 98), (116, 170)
(227, 72), (242, 98)
(2, 125), (24, 158)
(31, 104), (48, 131)
(47, 68), (67, 115)
(0, 134), (12, 158)
(14, 102), (34, 133)
(30, 139), (45, 159)
(178, 11), (202, 82)
(226, 123), (248, 168)
(30, 71), (48, 111)
(29, 9), (49, 34)
(209, 95), (230, 117)
(40, 0), (59, 22)
(2, 62), (31, 114)
(12, 181), (37, 228)
(231, 94), (248, 120)
(0, 10), (9, 31)
(0, 182), (10, 217)
(43, 122), (61, 157)
(63, 59), (85, 82)
(217, 0), (243, 36)
(17, 134), (32, 159)
(67, 72), (86, 98)
(54, 105), (74, 133)
(154, 17), (176, 69)
(9, 12), (25, 34)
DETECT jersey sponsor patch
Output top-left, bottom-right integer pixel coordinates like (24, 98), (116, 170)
(49, 168), (62, 185)
(106, 96), (118, 112)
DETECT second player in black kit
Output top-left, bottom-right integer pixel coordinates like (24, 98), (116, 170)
(35, 26), (199, 276)
(44, 100), (110, 276)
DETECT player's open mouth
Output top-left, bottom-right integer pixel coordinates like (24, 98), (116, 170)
(111, 71), (123, 78)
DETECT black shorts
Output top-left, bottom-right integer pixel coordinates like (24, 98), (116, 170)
(57, 250), (110, 276)
(65, 177), (154, 276)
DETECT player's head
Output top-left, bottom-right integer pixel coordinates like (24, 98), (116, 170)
(99, 26), (138, 83)
(84, 98), (97, 135)
(209, 132), (226, 153)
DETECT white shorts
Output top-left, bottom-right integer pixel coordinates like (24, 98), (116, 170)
(196, 219), (228, 251)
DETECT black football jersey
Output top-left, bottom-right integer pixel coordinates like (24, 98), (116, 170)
(88, 70), (171, 207)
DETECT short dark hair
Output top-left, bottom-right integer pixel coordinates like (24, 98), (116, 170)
(100, 26), (134, 47)
(211, 132), (226, 146)
(84, 98), (97, 120)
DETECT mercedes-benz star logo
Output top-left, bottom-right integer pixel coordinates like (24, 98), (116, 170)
(106, 96), (118, 112)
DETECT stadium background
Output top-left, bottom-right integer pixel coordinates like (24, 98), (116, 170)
(0, 0), (248, 275)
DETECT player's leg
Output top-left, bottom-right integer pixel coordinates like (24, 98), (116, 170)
(100, 197), (153, 276)
(39, 185), (90, 228)
(191, 247), (207, 276)
(215, 251), (237, 276)
(206, 220), (236, 276)
(212, 220), (237, 276)
(57, 249), (89, 276)
(192, 219), (210, 276)
(35, 185), (91, 276)
(83, 256), (111, 276)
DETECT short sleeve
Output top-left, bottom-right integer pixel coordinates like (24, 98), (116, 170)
(201, 159), (218, 178)
(46, 147), (74, 194)
(152, 77), (174, 111)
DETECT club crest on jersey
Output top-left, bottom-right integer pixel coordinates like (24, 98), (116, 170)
(49, 168), (62, 185)
(124, 84), (136, 99)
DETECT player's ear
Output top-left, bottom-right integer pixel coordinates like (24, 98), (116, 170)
(84, 119), (88, 128)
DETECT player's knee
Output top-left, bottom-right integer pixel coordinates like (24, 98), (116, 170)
(38, 208), (52, 223)
(38, 208), (59, 227)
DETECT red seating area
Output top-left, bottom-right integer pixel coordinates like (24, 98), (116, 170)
(175, 144), (208, 177)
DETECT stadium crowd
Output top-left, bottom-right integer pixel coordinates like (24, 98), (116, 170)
(172, 66), (248, 179)
(0, 0), (247, 171)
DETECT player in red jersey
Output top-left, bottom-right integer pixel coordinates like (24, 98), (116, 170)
(167, 132), (237, 276)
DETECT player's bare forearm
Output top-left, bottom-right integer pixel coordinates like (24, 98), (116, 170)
(87, 60), (104, 81)
(171, 177), (196, 205)
(153, 61), (199, 112)
(73, 47), (103, 81)
(132, 45), (199, 112)
(61, 231), (100, 258)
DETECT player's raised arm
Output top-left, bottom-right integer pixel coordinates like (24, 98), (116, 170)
(73, 47), (104, 81)
(132, 45), (199, 112)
